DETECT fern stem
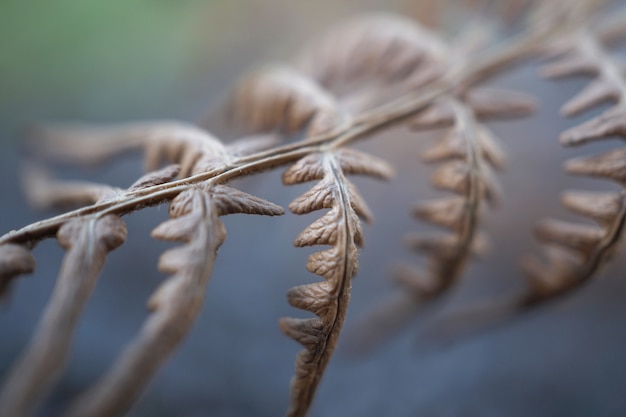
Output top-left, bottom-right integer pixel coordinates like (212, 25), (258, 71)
(525, 27), (626, 304)
(0, 217), (125, 417)
(0, 18), (567, 248)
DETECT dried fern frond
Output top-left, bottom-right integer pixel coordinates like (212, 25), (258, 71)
(522, 19), (626, 305)
(424, 5), (626, 341)
(64, 184), (282, 417)
(225, 65), (347, 138)
(409, 88), (536, 128)
(351, 21), (535, 351)
(0, 216), (126, 417)
(294, 13), (449, 113)
(21, 163), (180, 212)
(0, 244), (35, 298)
(225, 133), (282, 157)
(0, 4), (587, 415)
(2, 121), (283, 417)
(0, 163), (217, 416)
(0, 167), (187, 310)
(30, 122), (233, 177)
(280, 148), (393, 417)
(397, 96), (522, 292)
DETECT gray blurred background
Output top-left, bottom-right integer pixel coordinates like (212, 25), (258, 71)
(2, 1), (626, 416)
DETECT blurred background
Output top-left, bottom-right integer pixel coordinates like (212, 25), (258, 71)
(2, 1), (626, 416)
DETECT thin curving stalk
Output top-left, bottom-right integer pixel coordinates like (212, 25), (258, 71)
(0, 215), (126, 417)
(280, 148), (393, 417)
(65, 185), (282, 417)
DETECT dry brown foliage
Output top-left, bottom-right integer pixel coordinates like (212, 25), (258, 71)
(2, 1), (626, 416)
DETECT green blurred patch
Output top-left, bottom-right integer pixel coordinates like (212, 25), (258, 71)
(0, 0), (212, 99)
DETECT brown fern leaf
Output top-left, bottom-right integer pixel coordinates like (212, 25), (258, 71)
(400, 29), (534, 302)
(294, 13), (448, 113)
(22, 164), (181, 211)
(409, 88), (535, 129)
(280, 148), (393, 417)
(0, 216), (126, 417)
(2, 4), (615, 413)
(355, 91), (530, 351)
(226, 133), (282, 157)
(402, 1), (626, 344)
(127, 164), (182, 191)
(30, 121), (232, 177)
(2, 165), (184, 302)
(345, 14), (537, 351)
(0, 244), (35, 298)
(225, 65), (345, 138)
(522, 20), (626, 305)
(22, 167), (121, 210)
(65, 185), (282, 417)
